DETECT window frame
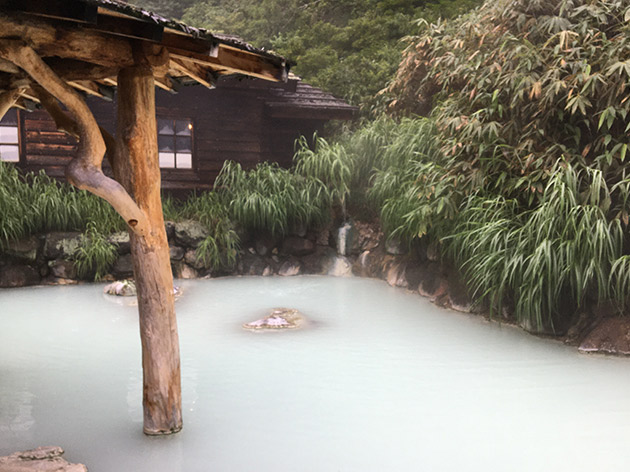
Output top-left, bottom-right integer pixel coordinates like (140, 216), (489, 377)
(0, 108), (22, 164)
(156, 115), (195, 171)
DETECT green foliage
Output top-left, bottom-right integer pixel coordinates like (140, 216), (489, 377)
(174, 191), (239, 270)
(215, 161), (331, 237)
(446, 164), (627, 330)
(0, 162), (124, 249)
(178, 0), (483, 112)
(294, 135), (352, 213)
(74, 222), (118, 281)
(381, 0), (630, 330)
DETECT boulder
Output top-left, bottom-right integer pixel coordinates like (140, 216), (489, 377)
(352, 221), (382, 254)
(579, 317), (630, 355)
(281, 236), (315, 257)
(237, 253), (268, 276)
(418, 272), (449, 305)
(0, 264), (40, 288)
(447, 271), (474, 313)
(386, 262), (408, 288)
(302, 246), (337, 274)
(178, 263), (199, 279)
(426, 240), (440, 262)
(0, 446), (87, 472)
(169, 245), (185, 261)
(111, 254), (134, 278)
(327, 256), (353, 277)
(315, 223), (333, 247)
(4, 236), (40, 262)
(173, 220), (209, 247)
(291, 221), (308, 238)
(43, 232), (82, 260)
(164, 221), (176, 242)
(255, 235), (276, 256)
(184, 249), (211, 271)
(107, 232), (130, 255)
(385, 237), (406, 256)
(278, 258), (302, 276)
(49, 259), (77, 279)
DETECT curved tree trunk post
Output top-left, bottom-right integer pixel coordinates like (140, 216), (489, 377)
(114, 55), (183, 435)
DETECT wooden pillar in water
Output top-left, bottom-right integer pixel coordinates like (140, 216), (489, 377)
(114, 52), (183, 435)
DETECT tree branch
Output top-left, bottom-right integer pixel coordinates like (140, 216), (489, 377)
(0, 40), (148, 235)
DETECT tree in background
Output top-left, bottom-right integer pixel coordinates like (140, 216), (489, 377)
(130, 0), (483, 113)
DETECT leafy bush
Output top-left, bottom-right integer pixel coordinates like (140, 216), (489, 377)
(215, 161), (331, 237)
(381, 0), (630, 330)
(0, 162), (124, 248)
(74, 222), (118, 281)
(174, 191), (239, 270)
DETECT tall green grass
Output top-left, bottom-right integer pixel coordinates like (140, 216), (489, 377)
(446, 164), (629, 331)
(173, 191), (239, 270)
(215, 161), (331, 237)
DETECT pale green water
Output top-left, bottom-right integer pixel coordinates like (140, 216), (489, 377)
(1, 276), (630, 471)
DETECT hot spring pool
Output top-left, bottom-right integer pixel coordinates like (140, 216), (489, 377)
(1, 276), (630, 471)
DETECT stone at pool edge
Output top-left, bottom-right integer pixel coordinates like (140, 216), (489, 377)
(0, 446), (87, 472)
(243, 308), (306, 331)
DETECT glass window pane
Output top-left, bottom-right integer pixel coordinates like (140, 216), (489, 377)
(176, 153), (192, 169)
(157, 118), (174, 135)
(0, 109), (17, 126)
(175, 136), (192, 153)
(175, 119), (192, 136)
(0, 145), (19, 162)
(158, 135), (174, 152)
(0, 126), (18, 144)
(159, 152), (175, 168)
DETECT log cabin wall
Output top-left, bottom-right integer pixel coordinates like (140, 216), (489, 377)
(5, 78), (356, 194)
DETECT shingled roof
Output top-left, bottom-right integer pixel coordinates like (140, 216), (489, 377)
(0, 0), (290, 108)
(265, 78), (358, 120)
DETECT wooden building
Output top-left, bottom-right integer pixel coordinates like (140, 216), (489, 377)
(1, 74), (357, 192)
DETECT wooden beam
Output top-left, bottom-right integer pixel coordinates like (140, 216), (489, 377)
(168, 44), (285, 82)
(101, 77), (117, 87)
(114, 60), (183, 436)
(0, 11), (135, 68)
(169, 58), (215, 89)
(45, 58), (119, 82)
(20, 88), (40, 103)
(4, 0), (98, 24)
(217, 45), (288, 82)
(154, 75), (178, 93)
(161, 31), (218, 56)
(68, 80), (114, 101)
(88, 12), (164, 42)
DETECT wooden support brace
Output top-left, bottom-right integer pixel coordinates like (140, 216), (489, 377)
(170, 57), (215, 89)
(0, 39), (148, 235)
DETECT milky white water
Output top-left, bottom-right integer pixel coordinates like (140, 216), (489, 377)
(1, 276), (630, 471)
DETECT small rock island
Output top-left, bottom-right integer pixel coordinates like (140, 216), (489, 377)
(243, 308), (306, 331)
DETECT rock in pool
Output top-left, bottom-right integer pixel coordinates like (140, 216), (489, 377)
(243, 308), (306, 331)
(103, 279), (136, 296)
(104, 280), (182, 300)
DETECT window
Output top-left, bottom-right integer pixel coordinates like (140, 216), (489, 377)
(157, 117), (193, 169)
(0, 109), (19, 163)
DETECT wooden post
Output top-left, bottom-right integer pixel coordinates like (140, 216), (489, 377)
(114, 57), (183, 435)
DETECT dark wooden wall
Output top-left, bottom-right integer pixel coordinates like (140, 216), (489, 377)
(12, 82), (336, 193)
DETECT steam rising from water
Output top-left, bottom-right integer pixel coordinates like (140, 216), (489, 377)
(1, 276), (630, 471)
